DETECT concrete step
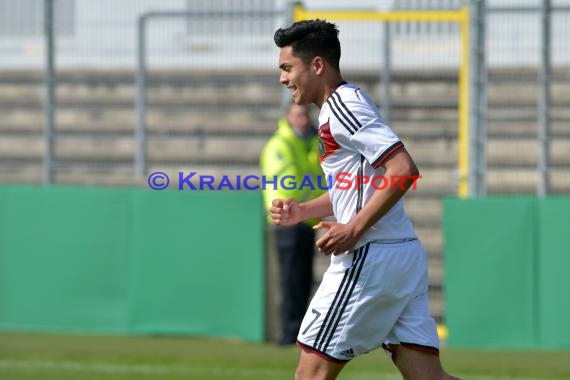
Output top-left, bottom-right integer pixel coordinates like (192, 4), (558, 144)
(405, 196), (442, 225)
(390, 107), (458, 121)
(395, 120), (458, 137)
(488, 105), (570, 121)
(1, 67), (567, 97)
(0, 74), (466, 111)
(487, 81), (570, 104)
(487, 168), (570, 194)
(2, 106), (569, 141)
(412, 167), (457, 194)
(5, 82), (570, 112)
(0, 163), (42, 184)
(415, 225), (442, 259)
(404, 138), (458, 166)
(0, 161), (141, 187)
(0, 108), (281, 135)
(428, 257), (443, 287)
(147, 135), (266, 164)
(428, 287), (444, 322)
(487, 119), (570, 137)
(0, 110), (457, 137)
(55, 170), (141, 187)
(487, 139), (570, 167)
(0, 83), (283, 105)
(0, 135), (270, 164)
(0, 138), (44, 159)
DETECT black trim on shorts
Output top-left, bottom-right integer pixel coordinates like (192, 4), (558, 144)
(313, 249), (359, 349)
(322, 243), (369, 352)
(401, 342), (440, 355)
(296, 341), (349, 364)
(382, 342), (440, 363)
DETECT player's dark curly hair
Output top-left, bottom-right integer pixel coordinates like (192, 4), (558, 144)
(274, 19), (341, 71)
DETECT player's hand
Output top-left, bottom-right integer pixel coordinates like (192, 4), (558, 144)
(314, 221), (359, 255)
(270, 198), (302, 226)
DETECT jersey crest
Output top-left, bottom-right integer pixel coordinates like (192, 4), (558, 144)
(318, 120), (340, 163)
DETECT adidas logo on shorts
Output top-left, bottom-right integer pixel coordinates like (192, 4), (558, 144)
(339, 348), (355, 358)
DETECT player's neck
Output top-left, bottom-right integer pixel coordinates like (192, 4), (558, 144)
(317, 75), (346, 109)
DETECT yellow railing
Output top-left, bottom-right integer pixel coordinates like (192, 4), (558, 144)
(293, 4), (470, 198)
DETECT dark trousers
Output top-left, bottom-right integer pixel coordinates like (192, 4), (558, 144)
(274, 223), (315, 345)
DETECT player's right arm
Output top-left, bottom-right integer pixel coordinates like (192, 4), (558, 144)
(270, 192), (333, 226)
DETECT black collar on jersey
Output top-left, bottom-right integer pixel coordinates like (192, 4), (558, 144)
(334, 81), (348, 91)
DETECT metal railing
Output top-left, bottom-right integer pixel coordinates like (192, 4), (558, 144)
(134, 8), (288, 180)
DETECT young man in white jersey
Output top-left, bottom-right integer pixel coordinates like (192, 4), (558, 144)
(271, 20), (459, 380)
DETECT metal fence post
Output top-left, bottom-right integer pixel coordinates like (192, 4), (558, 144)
(468, 0), (486, 196)
(43, 0), (55, 185)
(135, 14), (147, 180)
(381, 22), (392, 124)
(538, 0), (551, 197)
(135, 9), (286, 182)
(280, 0), (297, 112)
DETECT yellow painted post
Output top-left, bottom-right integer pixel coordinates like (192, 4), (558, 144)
(293, 4), (470, 198)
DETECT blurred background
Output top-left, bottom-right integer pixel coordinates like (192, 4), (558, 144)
(0, 1), (569, 376)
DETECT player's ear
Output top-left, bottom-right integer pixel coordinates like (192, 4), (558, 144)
(312, 56), (325, 76)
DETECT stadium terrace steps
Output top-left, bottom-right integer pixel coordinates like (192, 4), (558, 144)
(2, 110), (570, 140)
(0, 134), (458, 168)
(0, 136), (268, 163)
(405, 196), (442, 225)
(0, 165), (42, 184)
(1, 68), (570, 324)
(486, 120), (570, 138)
(486, 168), (570, 194)
(415, 225), (443, 258)
(487, 139), (570, 167)
(0, 109), (281, 135)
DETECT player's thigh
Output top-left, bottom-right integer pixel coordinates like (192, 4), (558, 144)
(296, 348), (347, 380)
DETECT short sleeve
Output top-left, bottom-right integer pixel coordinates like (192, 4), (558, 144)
(342, 95), (403, 168)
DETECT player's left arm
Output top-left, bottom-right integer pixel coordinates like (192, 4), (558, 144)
(315, 147), (418, 255)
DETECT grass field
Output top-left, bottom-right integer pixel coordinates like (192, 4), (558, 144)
(1, 332), (570, 379)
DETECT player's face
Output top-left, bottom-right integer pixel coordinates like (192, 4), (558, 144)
(278, 46), (318, 105)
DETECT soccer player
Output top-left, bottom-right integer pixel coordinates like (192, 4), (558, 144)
(270, 20), (459, 380)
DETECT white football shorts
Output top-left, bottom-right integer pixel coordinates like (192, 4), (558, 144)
(296, 239), (440, 362)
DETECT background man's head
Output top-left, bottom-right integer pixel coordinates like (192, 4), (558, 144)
(287, 103), (313, 137)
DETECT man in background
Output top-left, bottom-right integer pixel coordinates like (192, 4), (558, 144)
(260, 103), (325, 346)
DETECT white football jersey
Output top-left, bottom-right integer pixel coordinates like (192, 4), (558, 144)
(318, 82), (417, 248)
